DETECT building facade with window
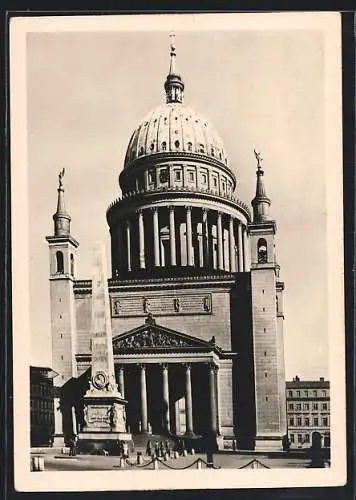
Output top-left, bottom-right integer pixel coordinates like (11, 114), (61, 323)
(46, 41), (287, 451)
(286, 376), (330, 449)
(30, 366), (58, 446)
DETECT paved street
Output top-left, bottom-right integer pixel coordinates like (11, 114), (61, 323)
(31, 448), (315, 472)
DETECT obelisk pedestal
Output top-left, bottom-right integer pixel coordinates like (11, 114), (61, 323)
(78, 242), (131, 454)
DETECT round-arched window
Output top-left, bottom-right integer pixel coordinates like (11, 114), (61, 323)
(70, 253), (75, 276)
(56, 251), (64, 274)
(258, 238), (268, 264)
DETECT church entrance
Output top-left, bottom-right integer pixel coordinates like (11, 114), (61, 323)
(112, 317), (222, 438)
(116, 361), (214, 438)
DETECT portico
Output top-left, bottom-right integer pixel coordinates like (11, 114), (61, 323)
(111, 316), (225, 438)
(76, 314), (230, 440)
(114, 358), (220, 437)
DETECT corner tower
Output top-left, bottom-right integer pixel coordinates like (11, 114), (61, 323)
(46, 169), (79, 445)
(248, 151), (287, 451)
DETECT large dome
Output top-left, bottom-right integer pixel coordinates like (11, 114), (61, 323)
(108, 39), (253, 281)
(124, 102), (229, 169)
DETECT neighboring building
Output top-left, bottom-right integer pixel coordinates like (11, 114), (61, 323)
(286, 376), (330, 449)
(46, 40), (287, 451)
(30, 366), (58, 446)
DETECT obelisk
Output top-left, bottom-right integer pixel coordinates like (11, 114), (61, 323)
(78, 242), (131, 453)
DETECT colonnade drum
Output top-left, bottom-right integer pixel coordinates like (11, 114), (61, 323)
(116, 361), (219, 437)
(109, 204), (251, 276)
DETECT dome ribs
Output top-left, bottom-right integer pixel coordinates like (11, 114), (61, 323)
(124, 103), (231, 170)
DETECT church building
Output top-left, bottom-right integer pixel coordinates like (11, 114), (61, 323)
(46, 40), (287, 451)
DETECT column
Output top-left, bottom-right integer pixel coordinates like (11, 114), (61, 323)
(186, 206), (194, 266)
(243, 226), (249, 271)
(202, 209), (209, 267)
(140, 364), (148, 433)
(175, 400), (180, 434)
(153, 208), (160, 266)
(237, 222), (243, 272)
(217, 212), (224, 270)
(116, 222), (123, 276)
(169, 165), (174, 187)
(109, 228), (115, 275)
(126, 220), (132, 272)
(185, 364), (194, 435)
(162, 364), (170, 431)
(229, 216), (236, 272)
(208, 364), (217, 434)
(144, 170), (149, 190)
(138, 209), (146, 269)
(216, 366), (222, 435)
(53, 396), (64, 445)
(208, 216), (214, 268)
(118, 366), (125, 398)
(198, 222), (204, 267)
(169, 206), (177, 266)
(72, 406), (77, 435)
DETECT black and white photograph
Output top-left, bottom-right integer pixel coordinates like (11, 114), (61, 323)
(10, 12), (346, 492)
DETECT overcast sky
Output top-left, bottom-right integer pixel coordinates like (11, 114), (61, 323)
(25, 17), (337, 380)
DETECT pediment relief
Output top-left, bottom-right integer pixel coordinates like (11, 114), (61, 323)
(112, 320), (216, 352)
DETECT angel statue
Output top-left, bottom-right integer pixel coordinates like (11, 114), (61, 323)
(58, 167), (65, 188)
(253, 149), (263, 169)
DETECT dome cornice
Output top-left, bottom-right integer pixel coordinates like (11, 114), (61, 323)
(106, 186), (251, 224)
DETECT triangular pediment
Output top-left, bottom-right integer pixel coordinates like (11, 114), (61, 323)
(112, 315), (217, 353)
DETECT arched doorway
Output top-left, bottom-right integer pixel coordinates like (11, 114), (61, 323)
(311, 431), (322, 449)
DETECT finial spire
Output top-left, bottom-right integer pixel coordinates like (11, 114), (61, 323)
(53, 167), (71, 236)
(164, 33), (184, 104)
(251, 149), (271, 222)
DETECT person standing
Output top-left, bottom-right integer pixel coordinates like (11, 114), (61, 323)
(146, 439), (152, 456)
(69, 436), (74, 456)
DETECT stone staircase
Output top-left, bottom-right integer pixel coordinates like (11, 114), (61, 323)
(131, 433), (205, 454)
(132, 433), (175, 454)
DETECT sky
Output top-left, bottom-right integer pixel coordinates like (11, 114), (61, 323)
(25, 16), (338, 380)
